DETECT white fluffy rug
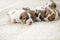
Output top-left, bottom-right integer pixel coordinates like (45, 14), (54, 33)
(0, 0), (60, 40)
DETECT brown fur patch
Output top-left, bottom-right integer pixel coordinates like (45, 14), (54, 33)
(29, 10), (36, 16)
(44, 9), (52, 17)
(19, 12), (28, 23)
(49, 2), (56, 9)
(40, 10), (46, 17)
(48, 14), (55, 21)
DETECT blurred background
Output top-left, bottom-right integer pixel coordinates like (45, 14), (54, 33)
(0, 0), (60, 11)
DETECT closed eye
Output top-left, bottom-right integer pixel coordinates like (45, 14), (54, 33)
(26, 17), (29, 20)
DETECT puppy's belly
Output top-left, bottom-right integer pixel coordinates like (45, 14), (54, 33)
(10, 13), (20, 23)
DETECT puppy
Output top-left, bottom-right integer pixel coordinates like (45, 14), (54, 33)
(43, 8), (59, 21)
(22, 7), (36, 22)
(35, 6), (46, 22)
(35, 8), (59, 22)
(8, 8), (36, 25)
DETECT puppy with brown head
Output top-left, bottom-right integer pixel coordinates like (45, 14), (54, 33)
(22, 7), (36, 22)
(43, 8), (59, 21)
(34, 6), (58, 22)
(8, 8), (36, 25)
(44, 0), (59, 21)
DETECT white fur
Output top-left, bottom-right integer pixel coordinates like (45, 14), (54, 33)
(26, 18), (33, 25)
(8, 9), (25, 23)
(36, 6), (46, 11)
(46, 0), (53, 8)
(26, 12), (33, 25)
(54, 10), (59, 20)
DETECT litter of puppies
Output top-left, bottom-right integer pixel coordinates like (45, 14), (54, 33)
(8, 0), (60, 25)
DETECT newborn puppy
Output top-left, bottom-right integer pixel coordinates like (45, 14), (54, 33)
(35, 6), (46, 22)
(8, 8), (36, 25)
(44, 0), (58, 21)
(43, 8), (59, 21)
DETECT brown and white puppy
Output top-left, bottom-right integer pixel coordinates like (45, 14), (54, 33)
(8, 8), (36, 25)
(22, 7), (36, 21)
(43, 8), (59, 21)
(43, 0), (59, 21)
(35, 0), (58, 22)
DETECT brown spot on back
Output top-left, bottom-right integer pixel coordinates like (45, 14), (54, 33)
(21, 12), (28, 19)
(48, 14), (55, 21)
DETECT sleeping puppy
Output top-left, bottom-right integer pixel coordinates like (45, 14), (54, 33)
(35, 7), (59, 22)
(35, 0), (58, 22)
(35, 6), (59, 21)
(22, 7), (36, 22)
(44, 0), (59, 21)
(35, 6), (46, 22)
(43, 8), (59, 21)
(8, 8), (36, 25)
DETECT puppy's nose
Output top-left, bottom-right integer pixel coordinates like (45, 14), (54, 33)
(29, 21), (32, 25)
